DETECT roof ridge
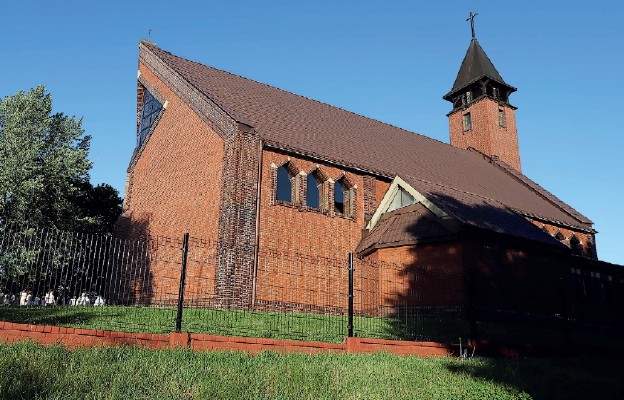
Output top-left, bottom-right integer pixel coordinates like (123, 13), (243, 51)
(404, 173), (590, 231)
(141, 43), (252, 127)
(145, 43), (458, 148)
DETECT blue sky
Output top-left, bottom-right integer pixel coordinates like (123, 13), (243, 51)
(1, 1), (623, 264)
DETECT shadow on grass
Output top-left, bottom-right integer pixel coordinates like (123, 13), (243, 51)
(0, 306), (107, 327)
(444, 357), (624, 400)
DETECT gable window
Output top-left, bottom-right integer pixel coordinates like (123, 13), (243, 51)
(306, 173), (320, 209)
(137, 88), (163, 148)
(276, 165), (293, 203)
(498, 109), (506, 127)
(387, 186), (417, 213)
(463, 113), (472, 131)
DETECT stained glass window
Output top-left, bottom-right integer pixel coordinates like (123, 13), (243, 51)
(137, 88), (163, 148)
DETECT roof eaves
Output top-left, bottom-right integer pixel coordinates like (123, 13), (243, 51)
(443, 74), (517, 101)
(486, 154), (593, 226)
(262, 140), (393, 179)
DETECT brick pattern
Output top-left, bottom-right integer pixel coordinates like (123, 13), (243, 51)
(530, 220), (597, 259)
(449, 97), (521, 171)
(215, 132), (261, 308)
(0, 321), (456, 357)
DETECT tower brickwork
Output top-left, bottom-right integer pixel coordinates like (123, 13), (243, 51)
(444, 37), (521, 171)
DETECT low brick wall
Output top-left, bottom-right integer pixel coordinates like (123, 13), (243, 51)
(0, 321), (455, 357)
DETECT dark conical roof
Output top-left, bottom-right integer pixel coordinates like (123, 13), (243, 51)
(443, 38), (516, 101)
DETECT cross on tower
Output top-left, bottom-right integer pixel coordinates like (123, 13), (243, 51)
(466, 12), (478, 39)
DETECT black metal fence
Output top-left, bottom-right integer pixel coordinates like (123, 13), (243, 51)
(1, 224), (622, 351)
(0, 225), (469, 343)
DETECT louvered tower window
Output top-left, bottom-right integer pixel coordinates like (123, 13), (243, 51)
(137, 89), (163, 148)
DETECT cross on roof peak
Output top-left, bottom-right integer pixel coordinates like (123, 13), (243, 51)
(466, 12), (478, 39)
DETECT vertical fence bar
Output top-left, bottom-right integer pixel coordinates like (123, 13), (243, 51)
(348, 252), (354, 338)
(176, 233), (190, 333)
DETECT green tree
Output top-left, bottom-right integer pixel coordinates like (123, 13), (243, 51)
(0, 85), (121, 232)
(0, 86), (123, 285)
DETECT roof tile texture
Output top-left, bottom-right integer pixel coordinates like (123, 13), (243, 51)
(141, 43), (592, 233)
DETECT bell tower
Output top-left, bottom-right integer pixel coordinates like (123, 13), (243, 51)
(444, 13), (521, 171)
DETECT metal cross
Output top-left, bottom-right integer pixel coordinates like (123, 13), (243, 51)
(466, 12), (478, 39)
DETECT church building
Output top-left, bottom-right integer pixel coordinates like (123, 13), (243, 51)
(119, 30), (621, 328)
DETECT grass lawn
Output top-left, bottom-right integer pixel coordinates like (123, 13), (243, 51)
(1, 341), (623, 400)
(0, 305), (469, 343)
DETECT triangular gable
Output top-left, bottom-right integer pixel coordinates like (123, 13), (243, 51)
(366, 176), (450, 231)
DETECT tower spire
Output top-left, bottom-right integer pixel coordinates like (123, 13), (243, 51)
(444, 15), (522, 171)
(467, 12), (478, 39)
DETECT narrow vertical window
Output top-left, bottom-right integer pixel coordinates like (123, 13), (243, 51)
(306, 173), (320, 209)
(276, 165), (292, 203)
(498, 109), (506, 127)
(463, 113), (472, 131)
(570, 235), (583, 256)
(137, 88), (163, 148)
(492, 87), (500, 100)
(334, 179), (345, 215)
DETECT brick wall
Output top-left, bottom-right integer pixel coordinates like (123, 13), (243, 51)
(120, 63), (225, 304)
(254, 150), (390, 310)
(124, 63), (225, 242)
(363, 242), (466, 310)
(449, 97), (521, 171)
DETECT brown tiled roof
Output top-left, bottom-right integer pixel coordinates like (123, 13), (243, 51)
(356, 203), (460, 256)
(140, 43), (593, 242)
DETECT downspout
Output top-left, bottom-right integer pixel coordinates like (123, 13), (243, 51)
(251, 140), (264, 309)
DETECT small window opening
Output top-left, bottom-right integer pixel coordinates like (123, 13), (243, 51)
(570, 235), (583, 256)
(492, 87), (500, 99)
(334, 177), (354, 216)
(463, 113), (472, 131)
(276, 165), (293, 203)
(498, 109), (507, 128)
(306, 173), (321, 209)
(334, 179), (345, 214)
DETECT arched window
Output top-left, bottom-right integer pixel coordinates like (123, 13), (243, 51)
(276, 164), (292, 203)
(306, 173), (321, 209)
(334, 177), (353, 216)
(334, 179), (345, 214)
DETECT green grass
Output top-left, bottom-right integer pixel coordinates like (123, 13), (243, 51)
(1, 341), (623, 400)
(0, 305), (469, 343)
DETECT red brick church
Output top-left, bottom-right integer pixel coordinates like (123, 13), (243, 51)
(119, 31), (622, 334)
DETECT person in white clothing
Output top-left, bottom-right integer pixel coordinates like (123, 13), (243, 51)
(19, 290), (28, 306)
(44, 290), (56, 306)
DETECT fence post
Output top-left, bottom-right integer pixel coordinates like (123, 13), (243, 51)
(175, 233), (190, 333)
(348, 252), (354, 338)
